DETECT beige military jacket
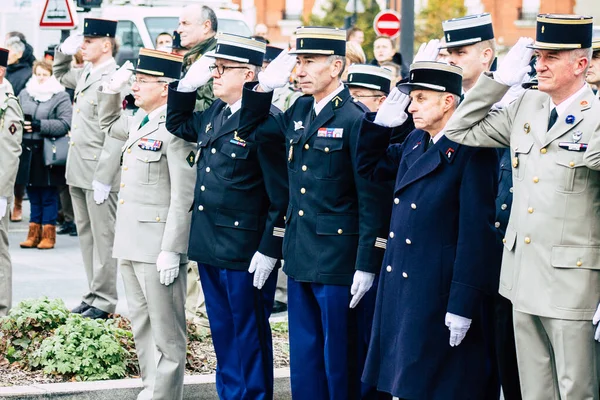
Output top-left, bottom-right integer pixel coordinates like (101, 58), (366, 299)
(445, 73), (600, 321)
(0, 93), (23, 199)
(97, 91), (196, 264)
(53, 52), (124, 191)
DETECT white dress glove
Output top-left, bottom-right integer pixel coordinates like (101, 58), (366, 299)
(177, 55), (213, 92)
(349, 271), (375, 309)
(248, 252), (277, 289)
(157, 251), (181, 286)
(0, 197), (7, 219)
(60, 34), (83, 56)
(258, 49), (297, 92)
(445, 312), (472, 347)
(413, 39), (440, 63)
(592, 302), (600, 342)
(106, 61), (134, 94)
(494, 37), (534, 87)
(374, 87), (411, 128)
(92, 180), (111, 205)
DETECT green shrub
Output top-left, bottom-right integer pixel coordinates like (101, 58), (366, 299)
(0, 297), (69, 367)
(33, 315), (130, 381)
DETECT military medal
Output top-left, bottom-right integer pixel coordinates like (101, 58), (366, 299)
(572, 130), (583, 143)
(559, 142), (588, 151)
(565, 115), (575, 124)
(138, 138), (162, 151)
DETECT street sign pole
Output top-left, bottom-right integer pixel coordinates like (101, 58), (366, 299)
(400, 0), (414, 64)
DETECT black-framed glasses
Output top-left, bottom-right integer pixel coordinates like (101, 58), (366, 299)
(130, 76), (169, 85)
(353, 94), (384, 98)
(209, 64), (249, 75)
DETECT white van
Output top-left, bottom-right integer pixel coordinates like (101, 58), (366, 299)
(97, 3), (252, 64)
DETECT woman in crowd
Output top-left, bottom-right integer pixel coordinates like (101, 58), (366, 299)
(16, 59), (72, 250)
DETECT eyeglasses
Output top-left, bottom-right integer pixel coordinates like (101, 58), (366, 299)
(130, 77), (169, 85)
(353, 94), (383, 98)
(209, 64), (249, 75)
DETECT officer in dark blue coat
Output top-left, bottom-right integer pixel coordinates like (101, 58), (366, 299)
(165, 33), (288, 400)
(239, 27), (391, 400)
(356, 62), (499, 399)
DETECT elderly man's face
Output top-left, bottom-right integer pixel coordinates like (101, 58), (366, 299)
(177, 8), (209, 48)
(131, 72), (168, 112)
(295, 55), (342, 97)
(535, 49), (588, 95)
(407, 89), (448, 132)
(586, 52), (600, 86)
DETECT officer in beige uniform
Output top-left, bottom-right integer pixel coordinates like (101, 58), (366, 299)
(97, 49), (195, 400)
(0, 47), (24, 317)
(445, 15), (600, 399)
(53, 18), (124, 319)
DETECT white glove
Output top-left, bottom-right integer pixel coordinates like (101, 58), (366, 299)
(258, 49), (297, 92)
(177, 54), (213, 92)
(373, 87), (411, 128)
(349, 271), (375, 308)
(0, 197), (7, 219)
(248, 252), (277, 289)
(157, 251), (180, 286)
(60, 34), (83, 56)
(106, 61), (134, 93)
(592, 302), (600, 342)
(413, 39), (440, 63)
(494, 37), (534, 87)
(92, 180), (111, 205)
(445, 312), (472, 347)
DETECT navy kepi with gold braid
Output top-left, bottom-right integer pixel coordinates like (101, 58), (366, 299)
(83, 18), (117, 38)
(290, 27), (346, 56)
(398, 62), (463, 96)
(441, 13), (494, 48)
(0, 48), (8, 68)
(130, 48), (183, 79)
(206, 33), (266, 66)
(264, 46), (283, 63)
(528, 14), (593, 50)
(346, 64), (392, 94)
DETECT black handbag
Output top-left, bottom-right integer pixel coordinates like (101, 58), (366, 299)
(43, 134), (69, 166)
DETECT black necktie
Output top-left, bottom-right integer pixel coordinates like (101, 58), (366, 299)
(426, 138), (434, 151)
(310, 108), (316, 123)
(548, 108), (558, 131)
(220, 106), (231, 127)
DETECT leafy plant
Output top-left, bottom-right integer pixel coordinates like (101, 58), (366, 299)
(33, 315), (130, 381)
(0, 297), (69, 367)
(415, 0), (467, 45)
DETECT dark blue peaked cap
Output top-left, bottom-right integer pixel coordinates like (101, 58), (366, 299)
(528, 14), (593, 50)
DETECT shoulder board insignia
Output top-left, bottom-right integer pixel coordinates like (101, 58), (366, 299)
(9, 123), (17, 135)
(332, 95), (343, 108)
(186, 151), (195, 167)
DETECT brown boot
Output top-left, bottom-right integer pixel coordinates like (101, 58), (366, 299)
(37, 225), (56, 250)
(11, 192), (23, 222)
(20, 223), (42, 248)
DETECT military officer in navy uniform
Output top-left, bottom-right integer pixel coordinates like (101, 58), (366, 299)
(166, 33), (288, 400)
(239, 27), (390, 399)
(97, 49), (195, 400)
(356, 62), (499, 399)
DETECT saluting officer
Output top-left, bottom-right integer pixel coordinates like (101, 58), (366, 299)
(240, 27), (391, 399)
(0, 47), (24, 317)
(446, 15), (600, 399)
(53, 18), (124, 319)
(587, 39), (600, 97)
(357, 62), (498, 399)
(166, 33), (288, 399)
(97, 49), (195, 400)
(345, 64), (392, 112)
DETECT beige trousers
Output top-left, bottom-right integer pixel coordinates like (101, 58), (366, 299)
(0, 200), (11, 316)
(514, 310), (600, 400)
(120, 259), (187, 400)
(185, 261), (209, 326)
(70, 186), (118, 313)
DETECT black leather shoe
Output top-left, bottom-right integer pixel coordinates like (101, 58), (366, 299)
(69, 226), (78, 237)
(81, 306), (110, 320)
(272, 300), (287, 314)
(57, 221), (76, 235)
(71, 301), (91, 314)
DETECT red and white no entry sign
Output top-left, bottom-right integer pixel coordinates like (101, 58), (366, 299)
(373, 10), (401, 39)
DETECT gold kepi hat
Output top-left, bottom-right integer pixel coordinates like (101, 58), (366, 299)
(528, 14), (593, 50)
(205, 33), (266, 66)
(290, 27), (346, 56)
(346, 64), (393, 94)
(130, 48), (183, 78)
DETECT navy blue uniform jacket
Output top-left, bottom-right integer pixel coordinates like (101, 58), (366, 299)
(166, 82), (289, 270)
(240, 84), (391, 285)
(357, 115), (499, 399)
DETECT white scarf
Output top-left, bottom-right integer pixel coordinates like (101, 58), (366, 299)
(25, 75), (65, 102)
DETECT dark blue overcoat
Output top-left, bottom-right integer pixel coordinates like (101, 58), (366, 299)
(356, 114), (500, 399)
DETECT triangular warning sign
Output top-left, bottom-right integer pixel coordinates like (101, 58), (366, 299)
(39, 0), (78, 29)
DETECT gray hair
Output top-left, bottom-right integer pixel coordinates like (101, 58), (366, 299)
(571, 48), (593, 75)
(327, 55), (346, 78)
(6, 36), (25, 54)
(201, 6), (218, 33)
(451, 94), (461, 109)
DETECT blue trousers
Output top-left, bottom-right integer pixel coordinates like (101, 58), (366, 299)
(198, 264), (277, 400)
(27, 186), (58, 225)
(288, 278), (380, 400)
